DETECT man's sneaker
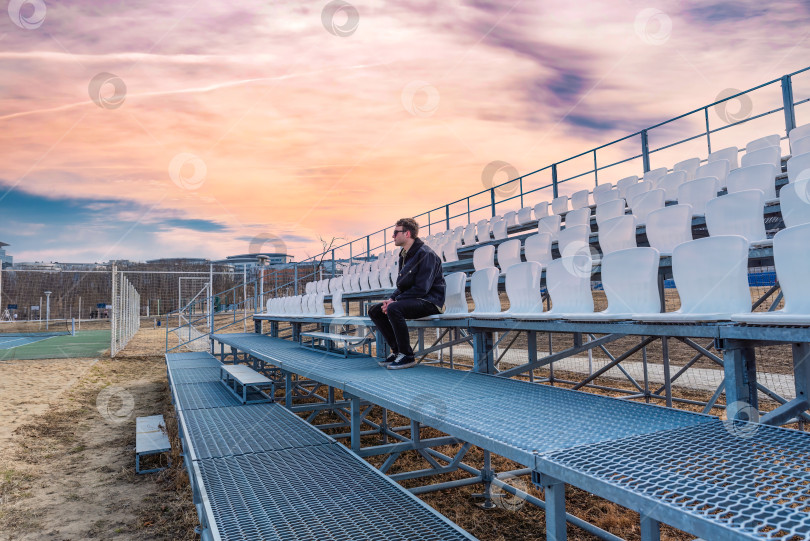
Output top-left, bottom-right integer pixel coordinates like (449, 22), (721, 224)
(378, 353), (401, 367)
(387, 355), (416, 370)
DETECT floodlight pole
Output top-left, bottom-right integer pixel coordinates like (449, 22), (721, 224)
(44, 291), (52, 330)
(257, 255), (270, 313)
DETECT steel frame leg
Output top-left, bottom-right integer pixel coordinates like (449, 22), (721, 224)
(640, 516), (661, 541)
(762, 342), (810, 425)
(284, 371), (293, 408)
(541, 474), (567, 541)
(721, 339), (758, 418)
(350, 395), (361, 453)
(473, 331), (495, 374)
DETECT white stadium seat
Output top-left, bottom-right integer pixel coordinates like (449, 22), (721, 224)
(787, 152), (810, 183)
(524, 233), (553, 265)
(597, 215), (637, 256)
(741, 146), (781, 169)
(552, 195), (569, 215)
(746, 133), (781, 153)
(643, 167), (668, 184)
(645, 204), (693, 256)
(496, 239), (522, 274)
(705, 189), (768, 246)
(779, 177), (810, 228)
(568, 247), (661, 321)
(695, 159), (730, 188)
(504, 262), (545, 317)
(636, 235), (750, 321)
(677, 176), (720, 216)
(732, 223), (810, 325)
(616, 175), (639, 199)
(673, 157), (701, 181)
(726, 163), (778, 200)
(595, 197), (626, 227)
(473, 244), (496, 271)
(564, 207), (591, 229)
(629, 188), (665, 226)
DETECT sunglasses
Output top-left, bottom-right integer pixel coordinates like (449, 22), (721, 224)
(392, 229), (408, 236)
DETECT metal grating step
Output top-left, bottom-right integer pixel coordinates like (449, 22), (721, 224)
(180, 403), (333, 460)
(195, 445), (476, 541)
(169, 366), (222, 385)
(213, 333), (711, 465)
(537, 420), (810, 541)
(167, 357), (223, 371)
(167, 351), (219, 362)
(172, 381), (242, 411)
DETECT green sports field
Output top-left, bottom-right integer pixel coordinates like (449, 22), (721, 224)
(0, 330), (111, 361)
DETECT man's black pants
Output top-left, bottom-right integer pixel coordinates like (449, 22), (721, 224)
(367, 299), (440, 357)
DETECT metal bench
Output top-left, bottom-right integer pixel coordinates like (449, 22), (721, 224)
(219, 364), (273, 404)
(165, 351), (477, 541)
(300, 330), (373, 357)
(534, 420), (810, 541)
(135, 415), (171, 474)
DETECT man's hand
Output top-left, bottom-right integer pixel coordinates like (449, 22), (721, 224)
(381, 299), (394, 314)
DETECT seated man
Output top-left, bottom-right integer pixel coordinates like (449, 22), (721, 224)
(368, 218), (445, 370)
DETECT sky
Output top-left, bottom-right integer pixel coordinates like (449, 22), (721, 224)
(1, 0), (809, 264)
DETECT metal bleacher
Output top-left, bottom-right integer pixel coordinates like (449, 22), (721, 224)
(165, 351), (477, 541)
(164, 68), (810, 541)
(211, 333), (810, 541)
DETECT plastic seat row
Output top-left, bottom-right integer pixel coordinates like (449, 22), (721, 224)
(467, 177), (810, 278)
(434, 222), (810, 325)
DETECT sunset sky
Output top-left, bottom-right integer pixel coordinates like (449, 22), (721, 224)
(1, 0), (809, 264)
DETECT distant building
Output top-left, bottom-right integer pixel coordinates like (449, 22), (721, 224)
(13, 262), (60, 271)
(219, 253), (294, 273)
(144, 257), (209, 266)
(0, 242), (12, 268)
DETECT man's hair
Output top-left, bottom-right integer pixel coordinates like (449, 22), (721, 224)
(395, 218), (419, 239)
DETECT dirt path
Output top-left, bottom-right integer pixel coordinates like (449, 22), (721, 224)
(0, 330), (196, 540)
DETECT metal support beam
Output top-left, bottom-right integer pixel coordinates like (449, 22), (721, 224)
(640, 516), (661, 541)
(782, 74), (797, 135)
(641, 129), (651, 173)
(720, 340), (758, 419)
(551, 163), (559, 199)
(761, 342), (810, 425)
(350, 395), (361, 453)
(661, 337), (672, 408)
(284, 371), (293, 408)
(473, 331), (496, 374)
(499, 333), (626, 378)
(569, 335), (656, 390)
(538, 473), (567, 541)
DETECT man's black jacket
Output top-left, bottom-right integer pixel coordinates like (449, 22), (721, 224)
(389, 237), (445, 308)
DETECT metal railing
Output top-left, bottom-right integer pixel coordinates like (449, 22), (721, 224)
(165, 66), (810, 352)
(280, 66), (810, 290)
